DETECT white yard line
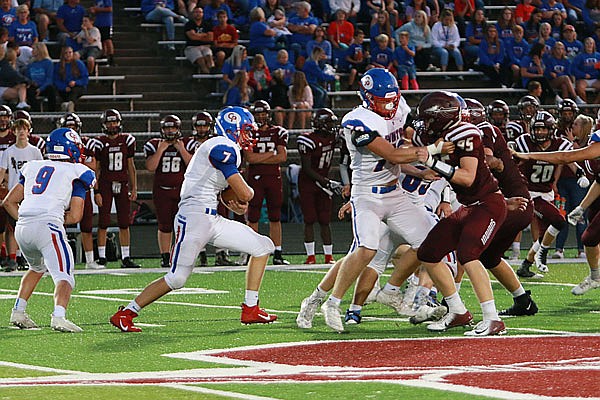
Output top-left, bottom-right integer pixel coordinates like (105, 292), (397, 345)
(162, 384), (280, 400)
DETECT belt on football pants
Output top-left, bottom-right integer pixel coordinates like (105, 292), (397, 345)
(371, 184), (397, 194)
(204, 208), (217, 215)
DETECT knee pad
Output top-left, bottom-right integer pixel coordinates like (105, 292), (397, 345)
(51, 275), (75, 289)
(249, 235), (275, 257)
(165, 270), (189, 290)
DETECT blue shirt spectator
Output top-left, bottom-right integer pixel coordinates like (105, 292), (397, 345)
(506, 35), (531, 66)
(0, 7), (16, 29)
(9, 20), (38, 47)
(571, 46), (600, 80)
(56, 0), (85, 33)
(370, 43), (394, 69)
(53, 58), (88, 92)
(92, 0), (113, 28)
(203, 1), (233, 28)
(270, 52), (296, 86)
(26, 57), (53, 91)
(288, 6), (319, 49)
(249, 20), (275, 53)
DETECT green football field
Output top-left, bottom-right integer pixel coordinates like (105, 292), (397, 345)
(0, 254), (598, 400)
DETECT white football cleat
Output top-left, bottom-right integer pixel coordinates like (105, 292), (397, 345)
(296, 295), (323, 329)
(375, 289), (404, 314)
(464, 320), (507, 336)
(409, 304), (448, 325)
(10, 310), (38, 329)
(534, 247), (549, 273)
(51, 316), (83, 333)
(571, 275), (600, 295)
(86, 261), (105, 270)
(321, 301), (344, 332)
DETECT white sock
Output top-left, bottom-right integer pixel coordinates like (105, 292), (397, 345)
(98, 246), (106, 258)
(481, 299), (499, 321)
(444, 292), (467, 314)
(14, 297), (26, 311)
(323, 244), (333, 255)
(314, 286), (327, 298)
(383, 282), (400, 292)
(304, 242), (315, 256)
(455, 281), (462, 292)
(16, 249), (21, 257)
(121, 246), (130, 259)
(512, 286), (526, 298)
(327, 295), (342, 306)
(275, 246), (282, 251)
(512, 242), (520, 252)
(85, 251), (94, 264)
(53, 305), (66, 318)
(531, 241), (541, 253)
(126, 300), (141, 314)
(245, 290), (259, 307)
(591, 269), (600, 280)
(349, 304), (362, 312)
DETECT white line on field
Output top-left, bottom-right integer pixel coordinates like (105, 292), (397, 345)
(162, 384), (280, 400)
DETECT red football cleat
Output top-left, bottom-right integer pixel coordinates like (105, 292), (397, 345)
(110, 306), (142, 332)
(241, 303), (277, 324)
(304, 255), (316, 264)
(324, 254), (336, 264)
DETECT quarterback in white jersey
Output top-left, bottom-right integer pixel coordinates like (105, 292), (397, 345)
(110, 106), (277, 333)
(6, 128), (96, 333)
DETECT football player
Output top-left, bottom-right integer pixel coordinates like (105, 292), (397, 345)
(505, 95), (539, 140)
(6, 128), (96, 332)
(245, 100), (290, 265)
(110, 106), (277, 332)
(486, 99), (510, 138)
(412, 91), (510, 336)
(297, 108), (340, 265)
(0, 105), (15, 268)
(93, 109), (141, 268)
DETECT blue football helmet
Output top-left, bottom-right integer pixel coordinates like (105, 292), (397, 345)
(46, 128), (84, 163)
(358, 68), (400, 119)
(215, 106), (257, 150)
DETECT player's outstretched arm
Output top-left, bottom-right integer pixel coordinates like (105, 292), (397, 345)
(515, 142), (600, 164)
(367, 136), (428, 164)
(2, 183), (23, 220)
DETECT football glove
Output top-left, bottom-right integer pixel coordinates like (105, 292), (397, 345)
(576, 168), (590, 188)
(316, 180), (343, 197)
(567, 205), (585, 226)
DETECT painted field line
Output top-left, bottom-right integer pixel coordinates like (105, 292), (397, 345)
(0, 361), (78, 375)
(163, 384), (279, 400)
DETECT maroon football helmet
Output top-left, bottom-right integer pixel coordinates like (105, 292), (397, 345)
(416, 91), (464, 137)
(12, 109), (32, 132)
(192, 111), (214, 140)
(486, 99), (510, 128)
(59, 112), (82, 133)
(531, 111), (556, 143)
(465, 98), (486, 125)
(517, 95), (540, 121)
(160, 114), (182, 141)
(250, 100), (271, 127)
(558, 98), (579, 125)
(0, 105), (11, 131)
(312, 108), (339, 136)
(101, 108), (122, 135)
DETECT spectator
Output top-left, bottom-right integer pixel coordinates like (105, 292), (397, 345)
(56, 0), (85, 48)
(223, 69), (251, 106)
(496, 6), (516, 44)
(307, 25), (332, 63)
(369, 33), (394, 71)
(184, 6), (214, 73)
(431, 9), (464, 75)
(463, 8), (487, 69)
(516, 0), (535, 25)
(32, 0), (62, 43)
(269, 48), (295, 85)
(203, 0), (233, 28)
(288, 1), (318, 63)
(394, 31), (419, 90)
(302, 46), (335, 108)
(520, 42), (553, 103)
(453, 0), (475, 36)
(524, 8), (543, 43)
(395, 10), (435, 71)
(541, 0), (567, 23)
(328, 0), (359, 21)
(545, 41), (583, 103)
(534, 21), (557, 54)
(53, 46), (88, 112)
(287, 70), (312, 129)
(527, 79), (544, 101)
(74, 14), (102, 74)
(404, 0), (430, 23)
(141, 0), (188, 45)
(25, 42), (56, 111)
(573, 36), (600, 102)
(9, 5), (38, 48)
(506, 25), (531, 88)
(345, 29), (368, 88)
(561, 24), (583, 60)
(550, 10), (567, 39)
(370, 10), (394, 50)
(563, 0), (584, 25)
(365, 0), (398, 27)
(90, 0), (115, 66)
(582, 0), (600, 35)
(0, 45), (29, 110)
(326, 8), (353, 51)
(0, 0), (16, 30)
(262, 0), (281, 21)
(269, 68), (290, 127)
(477, 24), (508, 87)
(266, 6), (291, 49)
(221, 44), (250, 88)
(248, 53), (271, 100)
(213, 9), (238, 71)
(248, 6), (276, 56)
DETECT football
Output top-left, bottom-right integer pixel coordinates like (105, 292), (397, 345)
(220, 187), (247, 204)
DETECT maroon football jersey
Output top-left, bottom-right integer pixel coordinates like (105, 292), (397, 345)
(297, 132), (337, 179)
(0, 132), (16, 153)
(143, 137), (192, 188)
(505, 119), (528, 141)
(479, 121), (530, 199)
(28, 134), (45, 155)
(443, 122), (500, 205)
(515, 134), (573, 193)
(94, 133), (136, 182)
(248, 125), (288, 176)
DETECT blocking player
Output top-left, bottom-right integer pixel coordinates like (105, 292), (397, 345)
(144, 114), (192, 268)
(297, 108), (342, 265)
(93, 109), (141, 268)
(245, 100), (290, 265)
(110, 106), (277, 332)
(6, 128), (96, 332)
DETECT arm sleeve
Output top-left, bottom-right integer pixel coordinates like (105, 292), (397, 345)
(71, 179), (88, 199)
(209, 144), (239, 178)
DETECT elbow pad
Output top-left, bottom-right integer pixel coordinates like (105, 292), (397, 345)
(351, 130), (379, 147)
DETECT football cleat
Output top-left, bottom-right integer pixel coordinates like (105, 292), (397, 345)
(551, 250), (564, 259)
(97, 257), (107, 266)
(427, 310), (473, 332)
(304, 255), (316, 265)
(324, 254), (336, 264)
(10, 309), (38, 329)
(344, 309), (362, 324)
(3, 259), (17, 272)
(110, 306), (142, 332)
(464, 320), (507, 336)
(534, 247), (549, 273)
(296, 294), (323, 329)
(198, 251), (208, 267)
(321, 301), (344, 332)
(409, 304), (448, 325)
(215, 251), (233, 266)
(51, 316), (83, 333)
(517, 260), (537, 278)
(241, 303), (277, 324)
(273, 253), (290, 265)
(235, 252), (249, 266)
(16, 256), (28, 270)
(375, 289), (404, 314)
(499, 290), (538, 316)
(121, 257), (141, 268)
(571, 275), (600, 295)
(86, 261), (105, 270)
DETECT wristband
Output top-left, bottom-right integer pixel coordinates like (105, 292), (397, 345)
(425, 155), (456, 180)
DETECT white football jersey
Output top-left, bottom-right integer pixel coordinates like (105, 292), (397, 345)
(0, 143), (42, 189)
(18, 160), (95, 223)
(342, 97), (411, 187)
(179, 135), (241, 210)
